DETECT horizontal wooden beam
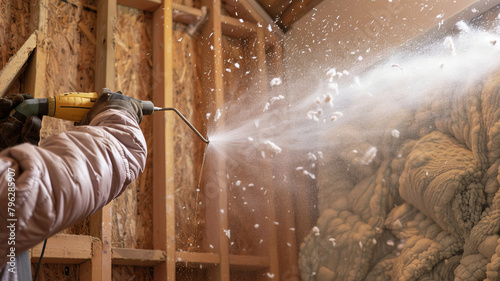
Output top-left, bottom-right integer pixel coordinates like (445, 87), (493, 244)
(116, 0), (161, 12)
(112, 248), (166, 266)
(172, 3), (257, 39)
(172, 2), (202, 24)
(230, 255), (270, 270)
(221, 15), (256, 38)
(175, 251), (219, 267)
(31, 234), (96, 264)
(0, 31), (37, 97)
(175, 251), (270, 270)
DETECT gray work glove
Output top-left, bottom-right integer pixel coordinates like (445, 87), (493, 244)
(79, 88), (143, 125)
(0, 94), (42, 151)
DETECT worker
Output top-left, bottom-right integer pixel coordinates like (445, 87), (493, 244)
(0, 90), (147, 280)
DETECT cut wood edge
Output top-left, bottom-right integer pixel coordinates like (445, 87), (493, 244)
(0, 31), (37, 97)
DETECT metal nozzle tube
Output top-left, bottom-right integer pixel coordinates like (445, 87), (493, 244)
(154, 107), (210, 144)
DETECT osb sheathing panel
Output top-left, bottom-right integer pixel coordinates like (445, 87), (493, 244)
(40, 0), (99, 235)
(0, 0), (31, 95)
(30, 263), (79, 281)
(0, 0), (30, 70)
(112, 265), (153, 281)
(112, 5), (154, 251)
(44, 0), (97, 95)
(173, 21), (207, 252)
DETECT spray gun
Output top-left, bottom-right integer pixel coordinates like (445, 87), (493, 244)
(9, 90), (209, 143)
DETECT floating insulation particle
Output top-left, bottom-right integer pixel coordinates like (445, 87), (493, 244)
(296, 166), (304, 170)
(214, 109), (222, 121)
(254, 224), (260, 229)
(270, 95), (285, 104)
(359, 241), (363, 248)
(303, 170), (316, 179)
(391, 129), (400, 138)
(247, 137), (254, 141)
(224, 229), (231, 238)
(360, 146), (377, 165)
(456, 20), (471, 33)
(444, 36), (456, 56)
(254, 119), (260, 128)
(263, 140), (282, 154)
(270, 78), (282, 86)
(235, 62), (240, 68)
(329, 238), (336, 247)
(206, 113), (211, 119)
(386, 240), (395, 246)
(235, 180), (241, 187)
(268, 24), (272, 32)
(312, 226), (320, 236)
(308, 152), (317, 161)
(326, 68), (336, 78)
(267, 273), (275, 278)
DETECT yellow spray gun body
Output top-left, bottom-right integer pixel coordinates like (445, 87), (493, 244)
(10, 91), (209, 143)
(47, 92), (100, 122)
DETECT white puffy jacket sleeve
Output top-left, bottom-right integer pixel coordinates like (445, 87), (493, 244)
(0, 109), (147, 270)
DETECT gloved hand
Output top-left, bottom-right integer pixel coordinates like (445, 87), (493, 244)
(0, 94), (42, 150)
(79, 88), (143, 125)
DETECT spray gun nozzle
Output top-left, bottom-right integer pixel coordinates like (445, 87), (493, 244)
(154, 107), (210, 144)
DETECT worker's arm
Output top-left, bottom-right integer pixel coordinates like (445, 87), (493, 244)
(0, 106), (146, 268)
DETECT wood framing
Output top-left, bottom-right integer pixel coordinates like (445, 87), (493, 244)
(117, 0), (160, 12)
(172, 3), (257, 40)
(95, 0), (117, 91)
(0, 31), (36, 97)
(199, 0), (229, 280)
(25, 0), (48, 98)
(30, 234), (95, 264)
(112, 248), (166, 266)
(90, 0), (117, 280)
(152, 1), (175, 280)
(80, 238), (103, 281)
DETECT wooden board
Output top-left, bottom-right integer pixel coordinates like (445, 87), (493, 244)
(0, 31), (36, 97)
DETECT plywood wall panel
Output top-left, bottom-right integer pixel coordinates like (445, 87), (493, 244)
(172, 21), (208, 253)
(0, 0), (31, 71)
(112, 4), (154, 250)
